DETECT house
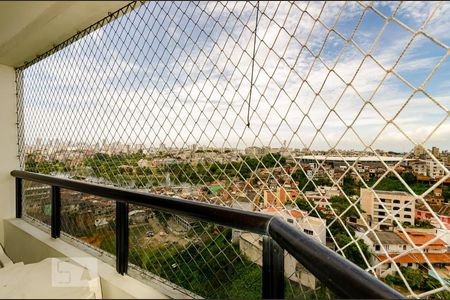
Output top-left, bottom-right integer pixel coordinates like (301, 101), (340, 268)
(129, 209), (149, 224)
(137, 159), (152, 168)
(369, 229), (450, 277)
(304, 185), (341, 209)
(172, 215), (199, 231)
(263, 187), (293, 208)
(416, 207), (450, 227)
(239, 207), (326, 290)
(261, 207), (326, 244)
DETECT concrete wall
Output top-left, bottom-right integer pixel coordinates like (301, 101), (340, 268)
(4, 219), (169, 299)
(0, 64), (19, 245)
(0, 2), (136, 67)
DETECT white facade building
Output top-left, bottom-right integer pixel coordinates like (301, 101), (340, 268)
(239, 208), (326, 290)
(360, 188), (416, 230)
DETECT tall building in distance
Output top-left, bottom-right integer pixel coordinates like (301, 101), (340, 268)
(413, 145), (426, 157)
(432, 146), (440, 159)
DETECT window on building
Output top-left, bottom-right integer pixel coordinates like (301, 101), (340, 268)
(375, 245), (380, 251)
(380, 225), (390, 231)
(404, 208), (411, 212)
(287, 218), (293, 224)
(393, 200), (400, 204)
(404, 214), (411, 219)
(304, 229), (313, 235)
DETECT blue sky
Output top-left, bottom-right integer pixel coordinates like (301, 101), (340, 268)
(22, 1), (450, 153)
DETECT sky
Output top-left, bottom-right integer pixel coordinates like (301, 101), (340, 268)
(22, 1), (450, 153)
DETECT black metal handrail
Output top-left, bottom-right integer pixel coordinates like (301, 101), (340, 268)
(11, 170), (403, 299)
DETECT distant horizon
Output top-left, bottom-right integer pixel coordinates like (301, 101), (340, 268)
(24, 138), (449, 156)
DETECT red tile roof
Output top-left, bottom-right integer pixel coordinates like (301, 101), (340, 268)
(262, 207), (304, 219)
(396, 230), (447, 250)
(377, 253), (450, 264)
(288, 209), (304, 219)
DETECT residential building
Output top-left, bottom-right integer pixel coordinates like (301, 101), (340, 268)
(357, 229), (450, 277)
(360, 188), (415, 230)
(298, 155), (407, 170)
(432, 147), (440, 159)
(408, 159), (446, 179)
(356, 230), (411, 277)
(304, 185), (341, 209)
(375, 230), (450, 276)
(263, 187), (290, 208)
(239, 207), (326, 290)
(172, 215), (199, 231)
(128, 209), (149, 225)
(416, 203), (450, 228)
(413, 145), (426, 158)
(262, 207), (326, 244)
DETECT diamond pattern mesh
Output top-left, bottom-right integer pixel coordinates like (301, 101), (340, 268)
(16, 1), (450, 298)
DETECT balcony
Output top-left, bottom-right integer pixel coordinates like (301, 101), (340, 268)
(1, 1), (449, 299)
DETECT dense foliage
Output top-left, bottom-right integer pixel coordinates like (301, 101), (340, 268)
(385, 267), (449, 296)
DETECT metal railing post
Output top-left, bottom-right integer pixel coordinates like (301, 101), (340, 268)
(268, 217), (404, 299)
(51, 186), (61, 238)
(116, 201), (129, 275)
(262, 236), (285, 299)
(15, 177), (22, 218)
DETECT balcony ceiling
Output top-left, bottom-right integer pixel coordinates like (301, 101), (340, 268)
(0, 1), (131, 68)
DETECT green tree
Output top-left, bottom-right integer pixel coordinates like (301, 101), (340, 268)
(291, 168), (315, 191)
(335, 233), (371, 269)
(295, 198), (312, 211)
(330, 195), (359, 219)
(261, 152), (286, 168)
(343, 175), (357, 196)
(443, 186), (450, 202)
(401, 172), (416, 185)
(315, 176), (332, 186)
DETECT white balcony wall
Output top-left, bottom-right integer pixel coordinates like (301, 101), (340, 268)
(0, 64), (18, 244)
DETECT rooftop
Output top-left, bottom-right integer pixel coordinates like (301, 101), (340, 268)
(377, 253), (450, 264)
(397, 230), (447, 250)
(298, 155), (406, 162)
(368, 231), (409, 245)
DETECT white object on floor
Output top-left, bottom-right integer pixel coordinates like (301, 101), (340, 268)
(0, 257), (102, 299)
(0, 244), (13, 268)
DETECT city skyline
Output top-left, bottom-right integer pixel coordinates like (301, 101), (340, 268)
(25, 136), (450, 156)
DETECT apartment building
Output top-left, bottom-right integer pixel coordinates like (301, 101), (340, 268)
(408, 159), (446, 179)
(360, 188), (416, 230)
